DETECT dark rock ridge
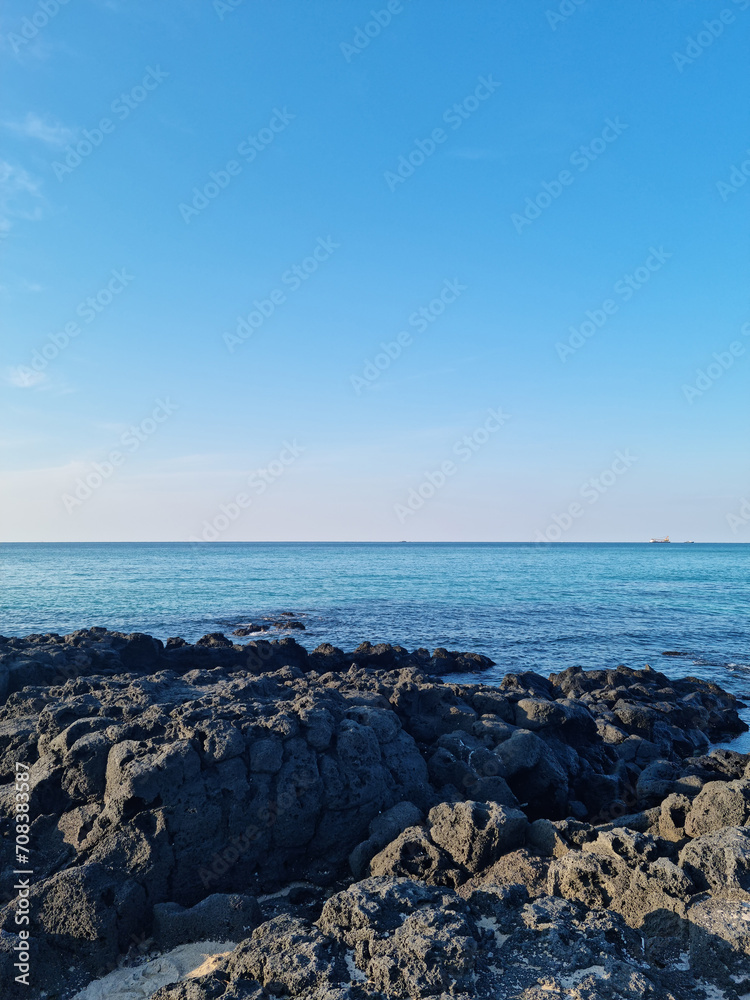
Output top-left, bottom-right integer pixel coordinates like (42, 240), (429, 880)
(233, 618), (306, 635)
(0, 628), (495, 703)
(0, 628), (747, 999)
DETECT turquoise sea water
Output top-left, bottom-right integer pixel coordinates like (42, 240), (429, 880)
(2, 542), (749, 709)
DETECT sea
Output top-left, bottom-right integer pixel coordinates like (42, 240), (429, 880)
(2, 542), (749, 747)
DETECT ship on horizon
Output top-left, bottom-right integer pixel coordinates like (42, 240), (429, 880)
(649, 536), (670, 543)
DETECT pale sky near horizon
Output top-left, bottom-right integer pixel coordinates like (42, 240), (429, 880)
(1, 0), (748, 542)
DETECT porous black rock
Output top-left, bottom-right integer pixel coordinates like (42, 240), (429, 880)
(0, 629), (748, 999)
(153, 893), (262, 950)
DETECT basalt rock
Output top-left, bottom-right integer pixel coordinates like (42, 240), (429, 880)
(366, 801), (528, 889)
(547, 828), (698, 964)
(133, 877), (691, 1000)
(153, 893), (262, 950)
(679, 826), (750, 897)
(348, 801), (424, 878)
(684, 779), (750, 837)
(226, 914), (348, 996)
(368, 824), (462, 887)
(0, 630), (498, 706)
(0, 630), (747, 999)
(687, 896), (750, 987)
(427, 799), (528, 872)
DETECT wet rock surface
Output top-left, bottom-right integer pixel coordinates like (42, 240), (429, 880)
(0, 629), (748, 998)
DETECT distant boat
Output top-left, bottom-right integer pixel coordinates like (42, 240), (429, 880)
(649, 536), (670, 543)
(683, 540), (695, 543)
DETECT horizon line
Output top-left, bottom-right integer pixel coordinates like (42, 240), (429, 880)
(0, 540), (743, 546)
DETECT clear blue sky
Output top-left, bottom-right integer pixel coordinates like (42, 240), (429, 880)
(2, 0), (748, 541)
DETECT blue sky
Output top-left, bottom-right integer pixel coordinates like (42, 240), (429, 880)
(1, 0), (748, 541)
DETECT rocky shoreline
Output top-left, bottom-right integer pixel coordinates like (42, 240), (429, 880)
(1, 628), (749, 999)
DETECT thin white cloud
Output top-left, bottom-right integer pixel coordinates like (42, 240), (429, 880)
(2, 112), (75, 146)
(0, 160), (41, 195)
(0, 159), (45, 238)
(3, 368), (77, 396)
(0, 32), (55, 63)
(5, 366), (48, 388)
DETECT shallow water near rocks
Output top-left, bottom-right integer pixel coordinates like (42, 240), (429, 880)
(3, 541), (749, 744)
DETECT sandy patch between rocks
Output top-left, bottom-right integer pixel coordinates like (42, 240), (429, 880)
(70, 941), (236, 1000)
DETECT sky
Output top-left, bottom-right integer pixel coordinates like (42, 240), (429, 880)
(1, 0), (748, 542)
